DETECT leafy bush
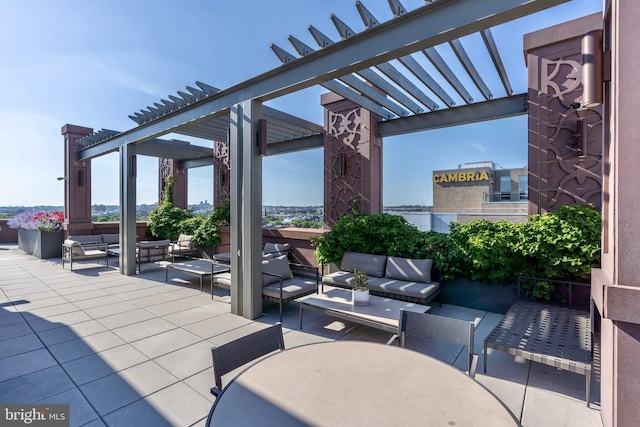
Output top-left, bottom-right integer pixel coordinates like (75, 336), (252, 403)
(311, 204), (601, 287)
(192, 198), (230, 247)
(147, 177), (193, 241)
(309, 207), (427, 266)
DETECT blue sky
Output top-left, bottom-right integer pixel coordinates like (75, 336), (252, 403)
(0, 0), (602, 207)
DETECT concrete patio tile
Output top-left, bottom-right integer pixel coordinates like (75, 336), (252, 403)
(114, 286), (169, 301)
(111, 317), (177, 342)
(61, 288), (112, 303)
(22, 302), (81, 318)
(430, 303), (487, 325)
(162, 306), (220, 327)
(521, 386), (602, 427)
(297, 315), (359, 340)
(0, 348), (58, 382)
(79, 418), (106, 427)
(0, 365), (74, 404)
(116, 360), (180, 397)
(0, 320), (33, 340)
(282, 329), (334, 349)
(130, 328), (202, 359)
(48, 331), (126, 364)
(475, 373), (526, 422)
(482, 347), (531, 384)
(207, 322), (274, 347)
(103, 400), (174, 427)
(36, 387), (100, 427)
(128, 288), (198, 308)
(144, 294), (216, 317)
(27, 310), (93, 332)
(13, 296), (72, 311)
(0, 310), (27, 327)
(105, 382), (211, 427)
(36, 320), (107, 346)
(338, 324), (395, 344)
(72, 294), (125, 310)
(95, 308), (156, 330)
(183, 312), (253, 340)
(82, 301), (139, 319)
(528, 360), (592, 403)
(62, 343), (149, 385)
(80, 373), (145, 416)
(183, 369), (215, 401)
(154, 340), (215, 380)
(4, 290), (60, 301)
(0, 333), (43, 359)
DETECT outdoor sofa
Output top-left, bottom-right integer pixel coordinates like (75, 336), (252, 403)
(61, 234), (119, 270)
(212, 254), (318, 321)
(321, 251), (440, 305)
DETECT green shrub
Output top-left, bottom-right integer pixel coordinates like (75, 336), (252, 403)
(192, 198), (231, 247)
(147, 177), (193, 242)
(311, 204), (601, 287)
(309, 207), (427, 266)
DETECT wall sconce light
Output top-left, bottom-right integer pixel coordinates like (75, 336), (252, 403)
(580, 30), (603, 109)
(577, 118), (588, 158)
(77, 170), (84, 186)
(257, 119), (267, 157)
(130, 155), (137, 177)
(338, 152), (347, 177)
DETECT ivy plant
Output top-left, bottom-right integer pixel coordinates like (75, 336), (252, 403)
(147, 176), (193, 242)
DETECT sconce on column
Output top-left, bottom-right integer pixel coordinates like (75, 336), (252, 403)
(338, 152), (347, 177)
(130, 155), (137, 177)
(257, 119), (267, 157)
(77, 170), (84, 186)
(577, 118), (588, 158)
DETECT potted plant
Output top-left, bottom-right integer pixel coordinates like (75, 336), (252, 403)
(351, 269), (370, 306)
(8, 210), (64, 259)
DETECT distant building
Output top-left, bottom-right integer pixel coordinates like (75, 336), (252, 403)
(432, 161), (528, 226)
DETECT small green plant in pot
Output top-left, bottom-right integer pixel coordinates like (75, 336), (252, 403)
(351, 269), (370, 306)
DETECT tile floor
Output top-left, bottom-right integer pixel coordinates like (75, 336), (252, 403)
(0, 246), (602, 426)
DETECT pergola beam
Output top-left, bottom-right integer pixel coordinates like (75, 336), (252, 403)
(378, 94), (527, 137)
(79, 0), (568, 158)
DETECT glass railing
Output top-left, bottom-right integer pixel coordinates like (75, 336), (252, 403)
(483, 191), (528, 202)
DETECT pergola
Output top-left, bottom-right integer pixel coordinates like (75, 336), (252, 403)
(74, 0), (569, 320)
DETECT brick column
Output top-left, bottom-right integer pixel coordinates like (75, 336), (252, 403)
(321, 92), (383, 226)
(61, 124), (93, 236)
(159, 141), (188, 209)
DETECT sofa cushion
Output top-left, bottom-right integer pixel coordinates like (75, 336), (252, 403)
(322, 271), (355, 288)
(64, 239), (85, 256)
(214, 272), (232, 289)
(368, 277), (440, 300)
(385, 257), (433, 283)
(68, 235), (102, 245)
(263, 277), (317, 300)
(340, 252), (387, 278)
(176, 234), (193, 249)
(263, 242), (290, 257)
(101, 234), (120, 245)
(262, 255), (293, 286)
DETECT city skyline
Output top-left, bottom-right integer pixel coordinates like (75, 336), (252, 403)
(0, 0), (601, 207)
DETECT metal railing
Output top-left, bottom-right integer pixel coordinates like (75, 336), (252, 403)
(482, 191), (528, 202)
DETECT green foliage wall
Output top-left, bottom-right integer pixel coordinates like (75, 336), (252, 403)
(310, 204), (601, 286)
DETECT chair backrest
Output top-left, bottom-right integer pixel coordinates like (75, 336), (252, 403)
(211, 323), (285, 394)
(398, 310), (476, 376)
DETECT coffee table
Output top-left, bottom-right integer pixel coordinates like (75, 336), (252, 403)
(165, 259), (230, 292)
(296, 288), (429, 334)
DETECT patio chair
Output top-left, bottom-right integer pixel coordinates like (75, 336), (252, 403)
(62, 239), (109, 271)
(209, 323), (285, 397)
(388, 310), (478, 378)
(168, 233), (198, 261)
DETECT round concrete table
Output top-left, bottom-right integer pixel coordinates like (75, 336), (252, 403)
(207, 341), (518, 426)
